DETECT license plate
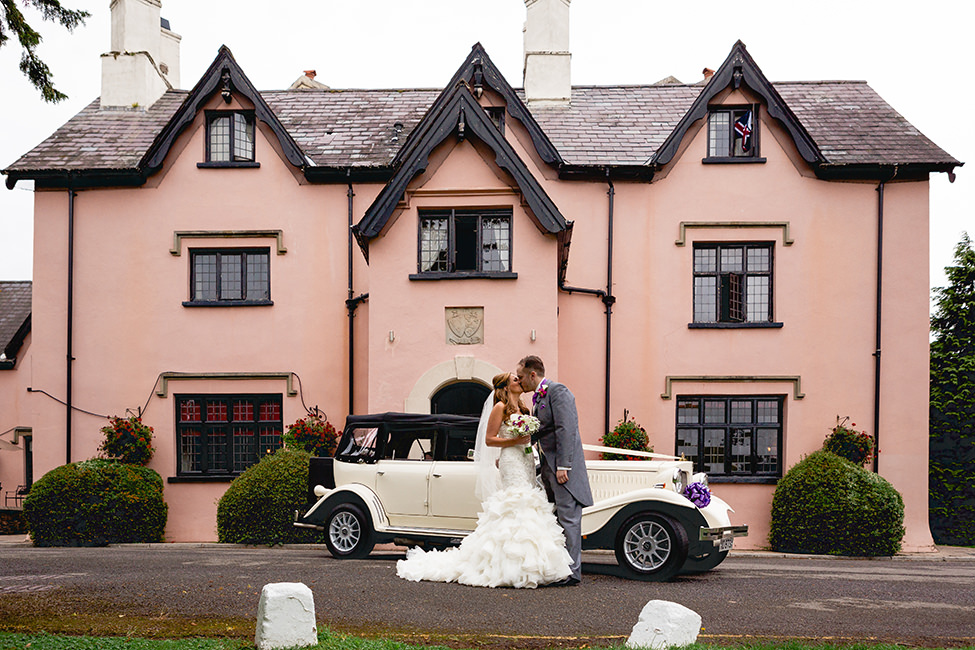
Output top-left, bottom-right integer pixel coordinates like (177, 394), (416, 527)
(718, 537), (734, 552)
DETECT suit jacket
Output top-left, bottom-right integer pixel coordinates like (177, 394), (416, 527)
(533, 380), (593, 507)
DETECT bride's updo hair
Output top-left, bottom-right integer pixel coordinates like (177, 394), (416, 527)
(492, 372), (528, 421)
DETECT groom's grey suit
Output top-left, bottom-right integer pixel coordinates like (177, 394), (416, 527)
(533, 379), (593, 581)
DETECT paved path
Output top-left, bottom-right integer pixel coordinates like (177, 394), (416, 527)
(1, 539), (973, 647)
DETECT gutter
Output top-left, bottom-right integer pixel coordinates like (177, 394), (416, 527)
(346, 172), (368, 415)
(557, 170), (616, 437)
(66, 186), (76, 464)
(872, 169), (896, 473)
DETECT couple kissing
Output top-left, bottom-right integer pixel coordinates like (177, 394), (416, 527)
(397, 355), (593, 589)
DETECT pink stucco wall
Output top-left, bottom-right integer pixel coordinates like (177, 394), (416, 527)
(20, 86), (936, 550)
(0, 332), (31, 498)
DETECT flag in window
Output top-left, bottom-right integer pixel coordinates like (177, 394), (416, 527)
(734, 110), (753, 152)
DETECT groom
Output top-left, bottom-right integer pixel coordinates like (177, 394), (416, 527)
(516, 355), (593, 586)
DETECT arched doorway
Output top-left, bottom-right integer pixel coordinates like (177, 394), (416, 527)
(431, 381), (490, 416)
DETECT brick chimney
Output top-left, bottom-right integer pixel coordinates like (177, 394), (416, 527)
(101, 0), (181, 108)
(523, 0), (571, 106)
(703, 68), (715, 82)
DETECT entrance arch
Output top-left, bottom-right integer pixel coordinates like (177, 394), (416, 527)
(404, 356), (502, 414)
(431, 381), (491, 416)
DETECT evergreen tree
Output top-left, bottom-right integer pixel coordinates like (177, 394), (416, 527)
(929, 232), (975, 546)
(1, 0), (89, 103)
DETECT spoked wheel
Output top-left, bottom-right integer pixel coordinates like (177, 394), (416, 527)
(324, 503), (375, 559)
(614, 512), (689, 581)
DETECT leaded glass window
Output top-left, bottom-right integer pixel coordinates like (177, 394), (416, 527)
(675, 396), (783, 478)
(693, 243), (773, 323)
(417, 209), (512, 275)
(206, 111), (255, 163)
(177, 394), (282, 475)
(189, 249), (270, 305)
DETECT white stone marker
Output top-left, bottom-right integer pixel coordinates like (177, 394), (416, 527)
(626, 599), (702, 649)
(255, 582), (318, 650)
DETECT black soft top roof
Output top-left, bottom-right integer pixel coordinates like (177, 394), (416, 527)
(344, 412), (480, 429)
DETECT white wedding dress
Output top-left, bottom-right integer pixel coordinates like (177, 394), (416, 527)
(396, 416), (572, 588)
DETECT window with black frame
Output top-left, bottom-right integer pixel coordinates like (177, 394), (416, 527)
(692, 242), (773, 325)
(187, 248), (270, 306)
(203, 110), (256, 165)
(676, 396), (782, 479)
(176, 394), (282, 476)
(706, 106), (758, 160)
(416, 209), (513, 277)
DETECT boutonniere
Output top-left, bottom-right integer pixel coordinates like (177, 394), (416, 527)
(532, 379), (549, 409)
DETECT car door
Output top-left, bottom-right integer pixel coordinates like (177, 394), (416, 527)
(374, 427), (435, 524)
(428, 425), (480, 529)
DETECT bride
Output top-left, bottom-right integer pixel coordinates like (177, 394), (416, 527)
(396, 372), (572, 588)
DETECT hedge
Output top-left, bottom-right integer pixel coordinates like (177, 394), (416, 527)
(769, 450), (904, 556)
(23, 460), (167, 546)
(217, 447), (324, 545)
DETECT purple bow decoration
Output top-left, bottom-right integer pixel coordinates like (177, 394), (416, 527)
(683, 482), (711, 508)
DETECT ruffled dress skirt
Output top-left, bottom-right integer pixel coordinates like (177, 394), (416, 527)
(396, 445), (572, 588)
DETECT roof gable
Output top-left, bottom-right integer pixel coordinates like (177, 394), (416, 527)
(141, 46), (307, 175)
(0, 281), (31, 368)
(354, 79), (568, 255)
(392, 43), (562, 169)
(653, 41), (823, 168)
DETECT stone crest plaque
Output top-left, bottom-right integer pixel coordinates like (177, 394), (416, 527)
(445, 307), (484, 345)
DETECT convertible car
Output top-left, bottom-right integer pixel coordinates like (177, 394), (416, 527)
(294, 412), (747, 581)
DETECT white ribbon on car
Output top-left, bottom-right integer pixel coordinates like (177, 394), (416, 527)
(582, 444), (680, 460)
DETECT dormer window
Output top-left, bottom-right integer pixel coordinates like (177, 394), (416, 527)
(201, 110), (257, 167)
(706, 106), (762, 162)
(412, 208), (516, 279)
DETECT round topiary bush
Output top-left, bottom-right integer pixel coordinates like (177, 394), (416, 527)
(217, 447), (324, 545)
(23, 460), (167, 546)
(769, 450), (904, 556)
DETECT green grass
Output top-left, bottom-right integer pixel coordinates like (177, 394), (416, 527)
(1, 631), (973, 650)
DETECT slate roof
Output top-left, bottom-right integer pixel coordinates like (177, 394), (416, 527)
(0, 281), (31, 363)
(3, 80), (959, 176)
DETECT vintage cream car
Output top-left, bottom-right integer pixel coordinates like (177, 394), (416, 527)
(294, 412), (747, 581)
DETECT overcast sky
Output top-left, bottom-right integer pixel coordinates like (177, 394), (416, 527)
(1, 0), (971, 302)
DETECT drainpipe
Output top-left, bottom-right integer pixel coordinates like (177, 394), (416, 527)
(346, 171), (368, 415)
(604, 172), (615, 437)
(872, 168), (896, 473)
(66, 186), (76, 465)
(557, 170), (616, 436)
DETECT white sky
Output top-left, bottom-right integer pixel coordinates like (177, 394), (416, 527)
(1, 0), (971, 304)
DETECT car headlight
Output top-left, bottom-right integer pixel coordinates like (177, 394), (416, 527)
(672, 468), (684, 494)
(691, 472), (708, 488)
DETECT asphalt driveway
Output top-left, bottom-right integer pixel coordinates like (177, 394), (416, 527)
(1, 539), (973, 648)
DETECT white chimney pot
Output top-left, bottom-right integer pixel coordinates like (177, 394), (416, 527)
(101, 0), (180, 108)
(523, 0), (571, 106)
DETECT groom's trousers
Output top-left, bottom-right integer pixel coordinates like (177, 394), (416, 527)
(541, 464), (584, 581)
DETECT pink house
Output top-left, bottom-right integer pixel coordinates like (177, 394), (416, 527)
(1, 0), (960, 549)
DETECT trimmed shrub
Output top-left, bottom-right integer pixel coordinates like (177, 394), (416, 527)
(22, 460), (167, 546)
(769, 450), (904, 556)
(600, 412), (653, 460)
(217, 447), (324, 545)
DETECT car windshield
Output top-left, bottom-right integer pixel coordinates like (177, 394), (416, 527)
(336, 427), (379, 461)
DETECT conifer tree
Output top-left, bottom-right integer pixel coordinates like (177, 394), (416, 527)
(929, 232), (975, 546)
(1, 0), (89, 102)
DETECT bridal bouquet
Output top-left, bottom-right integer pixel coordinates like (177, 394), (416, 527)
(506, 414), (540, 454)
(506, 413), (540, 437)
